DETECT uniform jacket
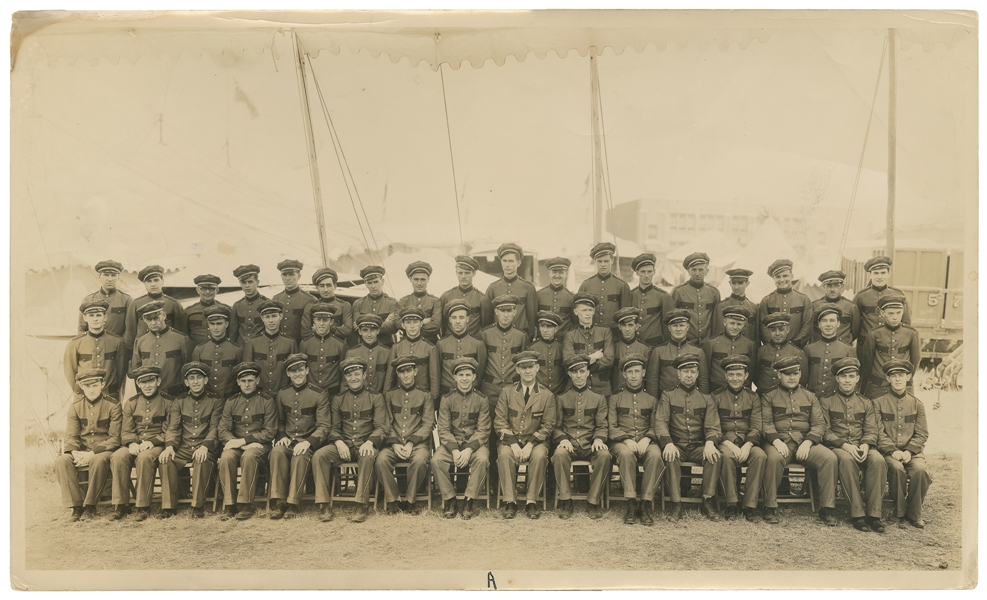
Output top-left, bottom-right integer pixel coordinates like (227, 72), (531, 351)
(275, 382), (331, 449)
(810, 296), (860, 346)
(299, 332), (347, 392)
(537, 285), (576, 338)
(485, 276), (538, 338)
(712, 294), (759, 346)
(439, 285), (494, 339)
(184, 300), (232, 347)
(242, 332), (298, 393)
(437, 331), (488, 395)
(352, 292), (400, 346)
(385, 385), (434, 446)
(384, 335), (440, 401)
(328, 387), (388, 448)
(611, 337), (652, 394)
(230, 293), (269, 343)
(165, 390), (224, 452)
(63, 394), (122, 453)
(130, 326), (194, 396)
(656, 385), (721, 448)
(494, 381), (557, 446)
(607, 386), (659, 444)
(345, 341), (390, 394)
(755, 342), (808, 394)
(436, 388), (490, 452)
(562, 325), (614, 397)
(478, 324), (528, 400)
(631, 284), (675, 346)
(122, 392), (176, 447)
(713, 385), (762, 446)
(530, 338), (566, 395)
(860, 324), (922, 391)
(873, 390), (929, 455)
(703, 333), (756, 392)
(553, 384), (608, 450)
(392, 292), (443, 344)
(272, 288), (317, 343)
(125, 293), (187, 350)
(804, 337), (856, 398)
(821, 391), (878, 448)
(301, 296), (353, 343)
(853, 284), (913, 342)
(760, 385), (825, 446)
(646, 339), (710, 396)
(219, 390), (279, 446)
(757, 288), (814, 347)
(191, 336), (243, 398)
(579, 273), (633, 333)
(78, 288), (132, 339)
(64, 330), (127, 395)
(671, 281), (721, 342)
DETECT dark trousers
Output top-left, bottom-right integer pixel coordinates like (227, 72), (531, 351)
(375, 443), (430, 504)
(54, 451), (113, 508)
(885, 454), (932, 520)
(312, 443), (376, 504)
(496, 441), (549, 504)
(431, 446), (490, 501)
(611, 441), (663, 502)
(718, 443), (767, 508)
(665, 443), (719, 502)
(833, 448), (887, 518)
(269, 442), (314, 505)
(217, 445), (269, 507)
(763, 440), (837, 509)
(110, 446), (164, 507)
(159, 450), (215, 509)
(551, 445), (611, 505)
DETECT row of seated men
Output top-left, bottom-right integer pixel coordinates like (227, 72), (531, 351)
(57, 342), (930, 532)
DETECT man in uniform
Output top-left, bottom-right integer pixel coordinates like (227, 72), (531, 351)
(376, 354), (434, 514)
(391, 261), (443, 345)
(561, 292), (614, 397)
(712, 268), (758, 345)
(537, 256), (575, 338)
(671, 252), (721, 343)
(272, 259), (316, 344)
(159, 361), (224, 518)
(184, 274), (227, 346)
(431, 357), (491, 520)
(384, 307), (440, 403)
(874, 359), (932, 529)
(54, 368), (121, 521)
(703, 305), (756, 393)
(811, 270), (860, 346)
(190, 304), (243, 399)
(646, 309), (709, 396)
(217, 362), (279, 521)
(757, 259), (814, 348)
(65, 300), (127, 399)
(494, 351), (557, 519)
(130, 301), (193, 398)
(754, 313), (807, 395)
(608, 353), (663, 526)
(78, 259), (132, 343)
(578, 242), (632, 337)
(611, 307), (652, 394)
(854, 256), (912, 352)
(485, 243), (538, 339)
(630, 253), (674, 347)
(860, 294), (922, 399)
(479, 295), (529, 410)
(552, 354), (611, 519)
(242, 300), (298, 394)
(440, 256), (494, 339)
(312, 356), (388, 523)
(110, 366), (176, 521)
(760, 356), (839, 526)
(347, 314), (390, 394)
(125, 265), (187, 352)
(821, 357), (887, 532)
(804, 304), (856, 398)
(656, 353), (722, 521)
(436, 300), (488, 397)
(268, 354), (331, 520)
(530, 311), (566, 395)
(230, 264), (268, 343)
(299, 303), (347, 398)
(351, 265), (400, 346)
(713, 355), (766, 522)
(301, 267), (353, 342)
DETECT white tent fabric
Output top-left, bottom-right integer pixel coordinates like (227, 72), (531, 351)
(716, 218), (801, 302)
(668, 228), (743, 267)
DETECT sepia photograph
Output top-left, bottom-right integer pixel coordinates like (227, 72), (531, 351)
(8, 8), (978, 590)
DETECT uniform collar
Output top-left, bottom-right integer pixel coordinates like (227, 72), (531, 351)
(399, 383), (417, 392)
(569, 383), (589, 393)
(730, 293), (746, 301)
(820, 334), (838, 343)
(724, 332), (743, 341)
(367, 292), (385, 300)
(99, 288), (117, 297)
(86, 394), (106, 405)
(314, 331), (334, 341)
(198, 299), (214, 307)
(496, 324), (513, 333)
(320, 295), (336, 302)
(688, 280), (705, 289)
(347, 386), (366, 396)
(361, 340), (379, 350)
(726, 384), (745, 395)
(152, 325), (171, 336)
(837, 389), (856, 400)
(669, 337), (689, 348)
(872, 284), (888, 292)
(781, 383), (801, 393)
(87, 329), (106, 338)
(284, 287), (301, 295)
(769, 341), (788, 350)
(624, 384), (644, 394)
(244, 293), (260, 302)
(404, 334), (422, 343)
(292, 382), (309, 392)
(890, 389), (908, 399)
(413, 290), (428, 298)
(457, 285), (474, 293)
(537, 336), (557, 344)
(210, 335), (229, 344)
(452, 330), (470, 340)
(140, 391), (161, 401)
(455, 387), (474, 397)
(596, 272), (612, 281)
(263, 330), (280, 340)
(678, 383), (697, 394)
(241, 389), (259, 399)
(502, 275), (519, 284)
(147, 292), (163, 300)
(638, 283), (654, 293)
(550, 283), (566, 292)
(775, 287), (793, 295)
(884, 322), (902, 332)
(189, 390), (208, 400)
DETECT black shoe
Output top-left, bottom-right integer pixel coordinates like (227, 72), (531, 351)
(443, 499), (457, 519)
(191, 507), (205, 519)
(134, 507), (150, 522)
(852, 517), (870, 532)
(69, 507), (85, 522)
(403, 501), (421, 516)
(640, 501), (655, 527)
(319, 504), (334, 523)
(624, 498), (637, 525)
(109, 504), (130, 521)
(351, 503), (370, 523)
(700, 498), (720, 521)
(270, 501), (288, 520)
(284, 504), (299, 519)
(503, 502), (517, 519)
(763, 507), (780, 524)
(907, 517), (926, 529)
(235, 504), (255, 521)
(385, 502), (403, 514)
(558, 499), (573, 520)
(819, 507), (837, 527)
(666, 502), (682, 522)
(723, 505), (738, 521)
(525, 502), (541, 519)
(462, 499), (475, 520)
(156, 508), (176, 519)
(588, 503), (603, 519)
(866, 516), (886, 533)
(80, 505), (97, 521)
(220, 505), (237, 521)
(743, 507), (758, 522)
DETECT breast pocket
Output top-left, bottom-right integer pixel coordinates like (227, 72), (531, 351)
(97, 418), (110, 428)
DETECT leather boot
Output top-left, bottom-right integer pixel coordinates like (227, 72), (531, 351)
(443, 499), (457, 519)
(640, 501), (654, 526)
(351, 503), (370, 523)
(461, 499), (475, 520)
(623, 498), (637, 525)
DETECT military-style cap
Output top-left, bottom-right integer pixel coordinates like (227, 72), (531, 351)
(722, 305), (751, 322)
(277, 259), (303, 273)
(391, 354), (419, 371)
(284, 353), (309, 371)
(664, 308), (691, 325)
(311, 302), (338, 318)
(767, 259), (794, 277)
(761, 312), (792, 327)
(399, 307), (426, 321)
(445, 300), (470, 317)
(136, 300), (165, 319)
(564, 354), (591, 372)
(883, 359), (914, 376)
(772, 356), (802, 373)
(181, 362), (210, 379)
(193, 274), (222, 287)
(455, 255), (480, 272)
(80, 299), (109, 314)
(877, 294), (907, 310)
(631, 253), (657, 271)
(512, 351), (540, 367)
(682, 252), (710, 270)
(864, 256), (893, 272)
(94, 260), (124, 274)
(75, 368), (106, 383)
(537, 311), (563, 326)
(497, 243), (523, 259)
(340, 356), (368, 374)
(545, 256), (572, 271)
(405, 261), (433, 278)
(359, 265), (385, 280)
(204, 304), (232, 320)
(831, 357), (861, 376)
(258, 300), (284, 315)
(614, 307), (642, 324)
(132, 365), (162, 381)
(233, 264), (260, 281)
(451, 356), (479, 374)
(672, 353), (701, 370)
(138, 265), (165, 282)
(492, 294), (519, 309)
(817, 270), (847, 284)
(356, 313), (382, 328)
(815, 303), (843, 322)
(312, 268), (338, 285)
(573, 292), (597, 308)
(233, 362), (261, 378)
(620, 353), (648, 372)
(590, 242), (616, 259)
(726, 268), (754, 280)
(720, 354), (751, 371)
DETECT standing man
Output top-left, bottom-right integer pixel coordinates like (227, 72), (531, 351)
(78, 260), (132, 343)
(494, 351), (557, 520)
(754, 313), (807, 395)
(646, 309), (709, 396)
(859, 294), (922, 399)
(485, 243), (538, 340)
(702, 305), (756, 393)
(347, 314), (390, 394)
(561, 293), (614, 397)
(351, 265), (400, 346)
(756, 259), (813, 348)
(611, 307), (652, 394)
(273, 259), (316, 345)
(190, 304), (243, 399)
(184, 274), (227, 347)
(125, 265), (187, 352)
(299, 303), (347, 398)
(803, 304), (856, 398)
(811, 270), (860, 346)
(242, 300), (298, 394)
(671, 252), (720, 344)
(529, 311), (566, 395)
(854, 256), (912, 351)
(384, 307), (440, 404)
(436, 300), (488, 397)
(478, 295), (529, 410)
(552, 354), (611, 519)
(537, 257), (575, 338)
(230, 264), (268, 343)
(65, 300), (127, 399)
(392, 261), (443, 345)
(130, 301), (193, 398)
(302, 267), (353, 342)
(440, 255), (494, 339)
(630, 253), (674, 348)
(579, 242), (632, 337)
(712, 268), (758, 345)
(713, 355), (766, 522)
(54, 368), (121, 522)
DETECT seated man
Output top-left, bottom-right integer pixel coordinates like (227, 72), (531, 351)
(269, 354), (330, 520)
(760, 356), (839, 526)
(552, 354), (611, 519)
(874, 359), (932, 529)
(713, 355), (766, 522)
(110, 366), (176, 521)
(431, 357), (491, 520)
(494, 351), (557, 520)
(608, 353), (663, 526)
(312, 357), (388, 524)
(656, 353), (722, 521)
(821, 357), (887, 533)
(376, 354), (435, 515)
(217, 362), (279, 521)
(159, 362), (225, 519)
(54, 368), (122, 522)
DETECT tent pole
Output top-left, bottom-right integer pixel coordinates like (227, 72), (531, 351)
(590, 49), (604, 246)
(292, 31), (331, 268)
(886, 28), (896, 283)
